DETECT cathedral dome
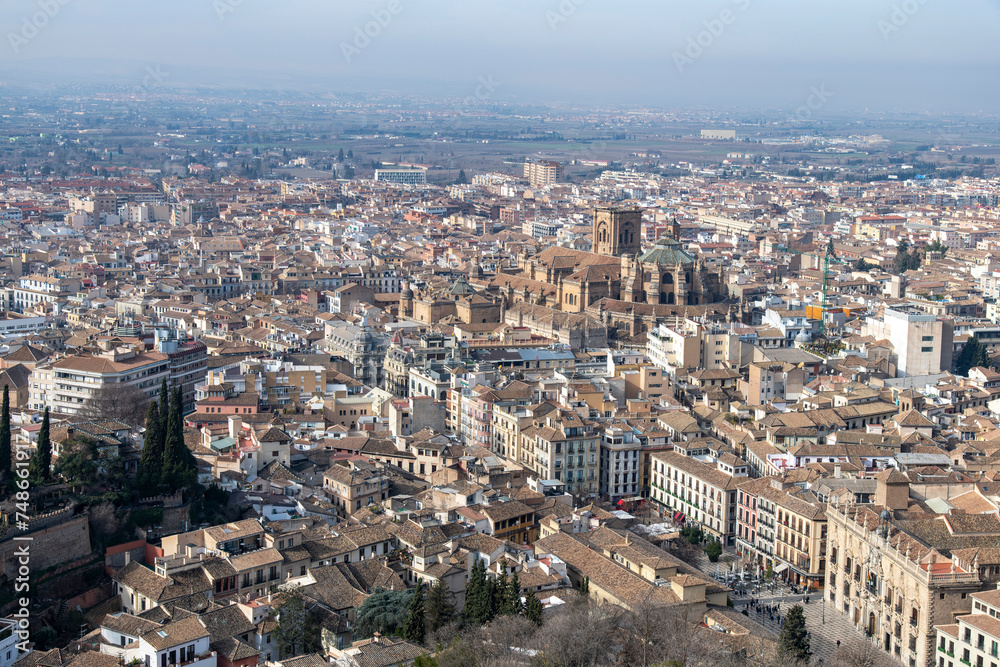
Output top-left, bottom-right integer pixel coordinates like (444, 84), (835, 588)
(638, 237), (696, 267)
(448, 274), (477, 296)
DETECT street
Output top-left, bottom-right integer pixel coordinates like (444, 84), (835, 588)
(681, 545), (889, 664)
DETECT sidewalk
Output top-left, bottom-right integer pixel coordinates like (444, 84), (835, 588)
(674, 543), (882, 664)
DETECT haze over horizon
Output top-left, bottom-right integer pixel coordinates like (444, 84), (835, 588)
(1, 0), (999, 114)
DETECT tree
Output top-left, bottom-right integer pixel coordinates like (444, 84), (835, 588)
(138, 401), (163, 491)
(926, 239), (948, 257)
(347, 149), (354, 159)
(524, 588), (544, 626)
(29, 408), (51, 482)
(401, 582), (426, 645)
(158, 379), (169, 449)
(957, 336), (993, 376)
(54, 436), (98, 485)
(455, 169), (467, 184)
(530, 600), (621, 666)
(893, 239), (922, 274)
(705, 540), (722, 562)
(88, 502), (122, 542)
(162, 386), (196, 490)
(778, 605), (811, 664)
(78, 382), (150, 428)
(337, 148), (345, 163)
(832, 637), (897, 667)
(425, 579), (456, 633)
(502, 572), (523, 617)
(272, 590), (322, 657)
(493, 567), (508, 617)
(577, 576), (590, 596)
(354, 588), (411, 638)
(0, 384), (10, 497)
(855, 258), (874, 272)
(464, 559), (492, 625)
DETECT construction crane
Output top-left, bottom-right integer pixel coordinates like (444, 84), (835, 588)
(775, 243), (855, 336)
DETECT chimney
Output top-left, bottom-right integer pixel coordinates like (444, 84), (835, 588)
(124, 551), (131, 565)
(834, 463), (842, 479)
(229, 414), (242, 440)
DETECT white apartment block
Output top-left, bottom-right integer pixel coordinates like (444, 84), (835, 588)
(936, 587), (1000, 667)
(10, 275), (81, 313)
(649, 450), (745, 545)
(863, 305), (954, 377)
(374, 167), (427, 185)
(30, 344), (169, 414)
(598, 425), (642, 501)
(0, 618), (22, 667)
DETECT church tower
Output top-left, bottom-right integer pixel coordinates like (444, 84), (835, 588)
(593, 207), (642, 257)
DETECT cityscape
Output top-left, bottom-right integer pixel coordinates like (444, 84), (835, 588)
(0, 2), (998, 667)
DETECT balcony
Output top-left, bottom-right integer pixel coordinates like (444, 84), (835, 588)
(175, 652), (216, 667)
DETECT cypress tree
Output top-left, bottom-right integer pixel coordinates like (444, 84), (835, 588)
(158, 379), (169, 448)
(0, 384), (11, 496)
(29, 408), (51, 482)
(401, 582), (426, 645)
(464, 559), (491, 625)
(425, 579), (455, 633)
(778, 605), (811, 663)
(161, 387), (187, 489)
(484, 576), (496, 623)
(138, 401), (162, 490)
(524, 588), (544, 627)
(503, 572), (523, 617)
(494, 567), (508, 617)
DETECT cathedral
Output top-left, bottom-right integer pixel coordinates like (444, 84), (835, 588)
(593, 207), (724, 307)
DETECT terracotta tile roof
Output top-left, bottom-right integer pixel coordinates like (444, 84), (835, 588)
(140, 617), (209, 650)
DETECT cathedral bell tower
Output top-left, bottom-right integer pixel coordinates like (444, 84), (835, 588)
(593, 207), (642, 257)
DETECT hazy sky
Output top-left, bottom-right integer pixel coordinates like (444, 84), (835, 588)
(1, 0), (998, 112)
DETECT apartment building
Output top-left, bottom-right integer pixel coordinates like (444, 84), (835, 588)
(322, 461), (390, 516)
(520, 406), (600, 497)
(481, 500), (536, 545)
(598, 425), (643, 502)
(863, 305), (955, 378)
(30, 342), (169, 415)
(0, 618), (21, 667)
(10, 275), (81, 313)
(649, 450), (745, 545)
(523, 160), (563, 187)
(374, 167), (427, 185)
(935, 588), (1000, 667)
(742, 361), (805, 405)
(647, 320), (744, 375)
(492, 395), (534, 462)
(157, 333), (208, 412)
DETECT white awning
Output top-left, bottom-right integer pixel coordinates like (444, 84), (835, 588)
(773, 563), (789, 574)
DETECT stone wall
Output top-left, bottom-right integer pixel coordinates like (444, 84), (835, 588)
(0, 512), (92, 582)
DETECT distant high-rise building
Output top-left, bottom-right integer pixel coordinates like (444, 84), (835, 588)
(374, 166), (427, 185)
(523, 160), (563, 187)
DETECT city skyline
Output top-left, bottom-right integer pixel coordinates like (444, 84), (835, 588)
(0, 0), (998, 112)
